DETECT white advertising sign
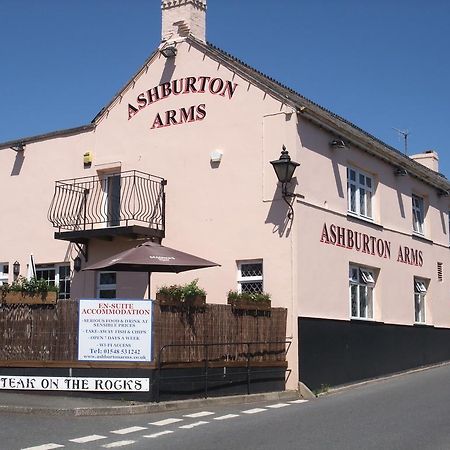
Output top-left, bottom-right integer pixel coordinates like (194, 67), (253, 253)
(78, 299), (152, 362)
(0, 376), (149, 392)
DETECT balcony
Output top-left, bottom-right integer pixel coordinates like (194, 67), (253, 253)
(48, 170), (166, 245)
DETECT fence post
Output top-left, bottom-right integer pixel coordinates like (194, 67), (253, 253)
(155, 346), (163, 403)
(247, 342), (251, 395)
(204, 343), (209, 399)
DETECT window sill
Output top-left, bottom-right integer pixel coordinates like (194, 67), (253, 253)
(411, 232), (433, 244)
(346, 213), (383, 230)
(413, 322), (434, 328)
(350, 318), (384, 325)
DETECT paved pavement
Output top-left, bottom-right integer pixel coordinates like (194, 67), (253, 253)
(0, 389), (301, 416)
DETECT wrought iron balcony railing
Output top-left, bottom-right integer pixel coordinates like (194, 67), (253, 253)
(48, 170), (166, 234)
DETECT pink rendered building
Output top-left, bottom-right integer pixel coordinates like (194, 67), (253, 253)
(1, 0), (450, 393)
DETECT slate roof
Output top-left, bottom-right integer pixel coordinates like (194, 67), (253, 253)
(2, 36), (449, 192)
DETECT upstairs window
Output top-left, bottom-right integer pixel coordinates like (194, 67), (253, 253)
(414, 278), (427, 323)
(347, 168), (373, 219)
(349, 265), (375, 320)
(237, 260), (263, 294)
(412, 194), (424, 234)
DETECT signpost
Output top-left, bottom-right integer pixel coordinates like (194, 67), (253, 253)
(78, 299), (153, 362)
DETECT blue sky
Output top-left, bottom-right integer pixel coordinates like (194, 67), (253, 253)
(1, 1), (449, 175)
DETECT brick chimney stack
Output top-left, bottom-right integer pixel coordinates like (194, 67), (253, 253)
(161, 0), (207, 43)
(410, 150), (439, 172)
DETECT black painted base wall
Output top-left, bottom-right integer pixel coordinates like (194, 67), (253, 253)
(299, 317), (450, 391)
(0, 366), (285, 402)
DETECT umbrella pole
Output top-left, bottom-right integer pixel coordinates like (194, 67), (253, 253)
(148, 272), (151, 300)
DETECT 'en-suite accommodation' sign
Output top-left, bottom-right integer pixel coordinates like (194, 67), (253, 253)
(127, 76), (238, 129)
(78, 299), (152, 362)
(320, 222), (423, 266)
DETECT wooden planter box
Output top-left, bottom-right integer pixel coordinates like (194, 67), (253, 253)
(227, 298), (271, 311)
(0, 290), (58, 305)
(156, 293), (206, 307)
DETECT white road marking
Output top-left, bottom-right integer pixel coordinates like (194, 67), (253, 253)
(111, 426), (147, 435)
(149, 418), (183, 426)
(183, 411), (215, 418)
(242, 408), (267, 414)
(22, 445), (64, 450)
(69, 435), (107, 443)
(214, 414), (240, 420)
(179, 420), (209, 429)
(143, 430), (174, 439)
(266, 403), (290, 408)
(102, 441), (135, 448)
(289, 399), (309, 404)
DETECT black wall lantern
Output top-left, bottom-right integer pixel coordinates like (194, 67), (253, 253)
(13, 261), (20, 278)
(74, 256), (82, 272)
(270, 145), (300, 219)
(270, 145), (300, 197)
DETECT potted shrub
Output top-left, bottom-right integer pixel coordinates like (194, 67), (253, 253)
(227, 290), (271, 311)
(0, 276), (58, 305)
(156, 279), (206, 307)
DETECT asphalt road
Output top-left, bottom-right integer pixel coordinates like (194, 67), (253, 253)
(2, 364), (450, 450)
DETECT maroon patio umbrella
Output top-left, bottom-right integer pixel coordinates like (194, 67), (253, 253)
(83, 241), (219, 273)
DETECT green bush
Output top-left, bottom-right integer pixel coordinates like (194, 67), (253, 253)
(1, 276), (59, 294)
(157, 279), (206, 301)
(227, 290), (271, 303)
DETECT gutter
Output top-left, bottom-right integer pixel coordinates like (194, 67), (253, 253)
(0, 124), (95, 151)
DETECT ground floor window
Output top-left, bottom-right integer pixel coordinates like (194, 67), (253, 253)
(414, 279), (427, 323)
(36, 263), (71, 299)
(349, 265), (375, 319)
(237, 260), (263, 294)
(97, 272), (117, 299)
(0, 262), (8, 286)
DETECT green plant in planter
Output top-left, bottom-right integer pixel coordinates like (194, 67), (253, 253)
(157, 279), (206, 302)
(1, 276), (59, 295)
(227, 290), (271, 303)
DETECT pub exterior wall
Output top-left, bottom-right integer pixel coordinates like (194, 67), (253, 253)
(1, 34), (450, 391)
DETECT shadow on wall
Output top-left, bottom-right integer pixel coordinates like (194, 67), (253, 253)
(265, 178), (298, 238)
(159, 55), (176, 84)
(11, 151), (25, 176)
(297, 120), (345, 200)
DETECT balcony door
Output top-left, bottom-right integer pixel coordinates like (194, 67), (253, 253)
(105, 174), (121, 227)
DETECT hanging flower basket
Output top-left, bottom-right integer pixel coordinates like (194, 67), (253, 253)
(1, 290), (57, 305)
(227, 291), (271, 311)
(155, 279), (207, 307)
(0, 277), (58, 305)
(156, 292), (206, 307)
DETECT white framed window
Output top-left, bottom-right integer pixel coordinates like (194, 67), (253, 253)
(347, 167), (373, 219)
(412, 194), (424, 234)
(36, 263), (71, 300)
(349, 265), (375, 320)
(97, 271), (117, 299)
(0, 262), (9, 286)
(237, 260), (263, 294)
(414, 278), (427, 323)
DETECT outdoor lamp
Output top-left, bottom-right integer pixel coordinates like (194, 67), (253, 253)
(74, 256), (82, 272)
(330, 139), (346, 149)
(160, 44), (177, 58)
(13, 261), (20, 277)
(270, 145), (300, 197)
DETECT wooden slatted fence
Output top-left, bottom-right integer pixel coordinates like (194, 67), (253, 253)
(0, 300), (287, 365)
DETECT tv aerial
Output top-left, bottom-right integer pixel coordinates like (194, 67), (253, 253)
(393, 128), (410, 155)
